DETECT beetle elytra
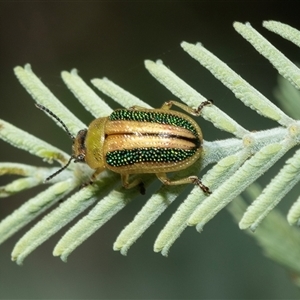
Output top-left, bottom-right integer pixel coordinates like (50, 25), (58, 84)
(36, 100), (211, 194)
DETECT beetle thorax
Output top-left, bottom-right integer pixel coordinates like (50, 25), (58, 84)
(84, 117), (107, 170)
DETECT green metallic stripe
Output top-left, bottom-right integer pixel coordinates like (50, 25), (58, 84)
(106, 147), (197, 167)
(109, 109), (198, 138)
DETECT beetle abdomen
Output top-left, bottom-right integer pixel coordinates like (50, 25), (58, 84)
(104, 109), (203, 174)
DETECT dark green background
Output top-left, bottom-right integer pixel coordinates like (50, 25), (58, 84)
(1, 1), (300, 298)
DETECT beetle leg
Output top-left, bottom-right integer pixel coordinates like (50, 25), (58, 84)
(80, 180), (93, 189)
(121, 174), (145, 195)
(161, 100), (212, 116)
(193, 100), (213, 116)
(156, 173), (211, 194)
(188, 176), (211, 194)
(89, 167), (105, 183)
(80, 167), (105, 188)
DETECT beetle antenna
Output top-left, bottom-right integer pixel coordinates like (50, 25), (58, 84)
(44, 155), (74, 182)
(35, 103), (75, 140)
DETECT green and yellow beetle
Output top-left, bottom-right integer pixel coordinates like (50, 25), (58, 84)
(36, 100), (211, 194)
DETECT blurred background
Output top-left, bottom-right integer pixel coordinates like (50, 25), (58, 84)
(1, 1), (300, 298)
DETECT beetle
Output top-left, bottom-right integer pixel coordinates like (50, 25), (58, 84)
(36, 100), (211, 194)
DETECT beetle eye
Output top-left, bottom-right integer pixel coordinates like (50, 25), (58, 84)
(74, 154), (85, 163)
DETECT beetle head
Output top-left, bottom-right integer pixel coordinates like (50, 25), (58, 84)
(72, 129), (87, 163)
